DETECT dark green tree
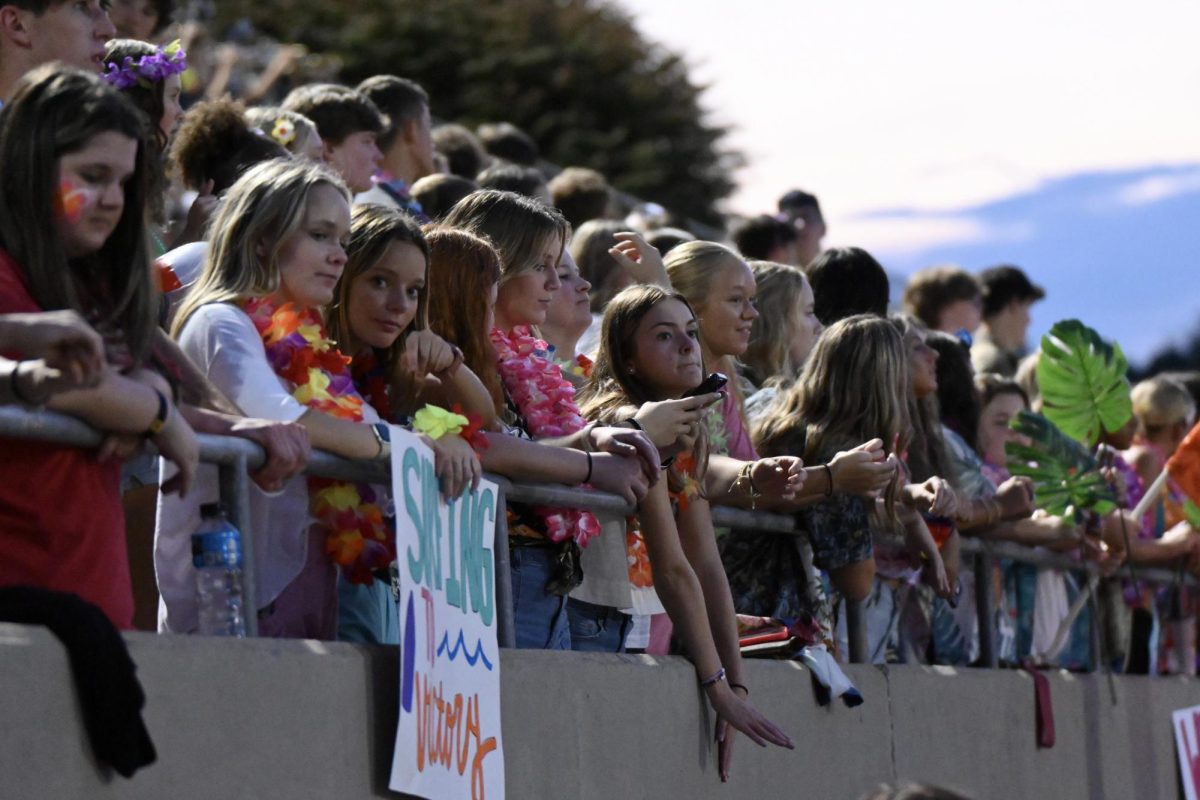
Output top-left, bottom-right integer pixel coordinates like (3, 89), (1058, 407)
(214, 0), (740, 227)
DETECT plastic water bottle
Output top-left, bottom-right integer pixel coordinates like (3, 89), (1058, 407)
(191, 502), (246, 637)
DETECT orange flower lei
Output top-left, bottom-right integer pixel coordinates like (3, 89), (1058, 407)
(243, 296), (392, 585)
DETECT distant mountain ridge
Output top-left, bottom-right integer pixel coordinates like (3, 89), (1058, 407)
(856, 163), (1200, 370)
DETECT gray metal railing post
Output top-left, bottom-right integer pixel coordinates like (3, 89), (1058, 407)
(845, 598), (868, 664)
(973, 547), (998, 668)
(492, 482), (516, 649)
(217, 453), (258, 637)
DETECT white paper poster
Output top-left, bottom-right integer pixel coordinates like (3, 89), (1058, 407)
(1174, 704), (1200, 800)
(388, 428), (504, 800)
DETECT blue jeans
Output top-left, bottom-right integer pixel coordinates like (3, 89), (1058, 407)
(510, 545), (570, 650)
(567, 598), (631, 653)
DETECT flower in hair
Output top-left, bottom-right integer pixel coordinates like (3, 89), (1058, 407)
(102, 39), (188, 91)
(270, 118), (296, 148)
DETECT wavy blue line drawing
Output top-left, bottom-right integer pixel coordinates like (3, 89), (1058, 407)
(436, 629), (494, 671)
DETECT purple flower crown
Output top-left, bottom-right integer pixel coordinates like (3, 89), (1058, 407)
(102, 40), (187, 91)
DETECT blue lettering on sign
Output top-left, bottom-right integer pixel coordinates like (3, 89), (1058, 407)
(402, 445), (496, 625)
(403, 447), (443, 589)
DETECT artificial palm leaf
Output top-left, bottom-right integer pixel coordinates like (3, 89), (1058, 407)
(1037, 319), (1133, 447)
(1005, 410), (1117, 523)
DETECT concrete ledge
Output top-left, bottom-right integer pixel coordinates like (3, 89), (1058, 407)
(0, 624), (1190, 799)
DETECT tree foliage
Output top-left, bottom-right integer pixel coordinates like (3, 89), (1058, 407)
(213, 0), (740, 226)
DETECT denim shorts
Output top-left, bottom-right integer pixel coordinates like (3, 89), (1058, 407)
(567, 597), (631, 653)
(510, 544), (571, 650)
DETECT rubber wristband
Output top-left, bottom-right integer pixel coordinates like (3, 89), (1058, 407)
(823, 463), (835, 497)
(622, 417), (644, 431)
(582, 451), (593, 484)
(145, 388), (169, 436)
(729, 682), (749, 696)
(9, 361), (45, 406)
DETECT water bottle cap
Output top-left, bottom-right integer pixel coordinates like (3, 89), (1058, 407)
(200, 502), (225, 519)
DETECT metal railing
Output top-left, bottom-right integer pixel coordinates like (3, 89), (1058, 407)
(2, 406), (1196, 670)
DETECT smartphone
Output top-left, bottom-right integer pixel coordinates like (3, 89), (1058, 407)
(683, 371), (728, 399)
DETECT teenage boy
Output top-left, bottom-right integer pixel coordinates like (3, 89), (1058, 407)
(354, 74), (434, 220)
(0, 0), (115, 101)
(283, 83), (385, 194)
(971, 264), (1045, 377)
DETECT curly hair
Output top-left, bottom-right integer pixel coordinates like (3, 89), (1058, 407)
(169, 98), (289, 193)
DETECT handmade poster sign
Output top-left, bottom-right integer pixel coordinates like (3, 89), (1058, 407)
(1174, 703), (1200, 800)
(388, 427), (504, 800)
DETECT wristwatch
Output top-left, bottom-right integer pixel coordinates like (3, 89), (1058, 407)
(372, 422), (392, 460)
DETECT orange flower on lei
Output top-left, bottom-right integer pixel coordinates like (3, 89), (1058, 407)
(243, 296), (391, 584)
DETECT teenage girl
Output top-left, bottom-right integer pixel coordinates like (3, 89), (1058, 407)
(577, 283), (794, 781)
(0, 66), (199, 629)
(161, 159), (475, 638)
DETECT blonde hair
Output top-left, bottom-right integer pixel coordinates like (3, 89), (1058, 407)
(743, 260), (811, 386)
(1132, 375), (1196, 437)
(664, 239), (752, 412)
(441, 189), (569, 285)
(171, 158), (350, 336)
(754, 314), (909, 523)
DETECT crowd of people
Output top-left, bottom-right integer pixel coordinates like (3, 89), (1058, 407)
(2, 1), (1199, 784)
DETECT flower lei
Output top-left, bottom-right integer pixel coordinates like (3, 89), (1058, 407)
(243, 296), (392, 585)
(102, 39), (187, 90)
(551, 349), (593, 381)
(490, 325), (600, 546)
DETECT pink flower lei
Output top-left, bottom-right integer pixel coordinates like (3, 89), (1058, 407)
(490, 325), (601, 547)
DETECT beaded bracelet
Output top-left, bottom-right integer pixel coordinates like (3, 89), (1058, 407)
(699, 666), (727, 689)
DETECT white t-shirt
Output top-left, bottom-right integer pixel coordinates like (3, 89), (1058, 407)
(153, 302), (380, 633)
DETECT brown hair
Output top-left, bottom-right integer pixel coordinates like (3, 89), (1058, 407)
(423, 226), (506, 413)
(548, 166), (611, 230)
(902, 265), (981, 330)
(577, 284), (708, 489)
(169, 98), (289, 193)
(326, 205), (429, 413)
(0, 64), (156, 364)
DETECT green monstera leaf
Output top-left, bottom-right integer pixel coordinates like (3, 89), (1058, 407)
(1037, 319), (1133, 447)
(1005, 410), (1117, 523)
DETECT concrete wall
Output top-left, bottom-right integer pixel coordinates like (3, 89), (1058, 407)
(0, 623), (1193, 799)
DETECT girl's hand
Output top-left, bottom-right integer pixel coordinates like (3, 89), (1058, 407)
(828, 439), (894, 496)
(706, 682), (793, 782)
(155, 406), (200, 498)
(923, 548), (953, 598)
(402, 330), (461, 378)
(904, 476), (957, 517)
(995, 475), (1035, 520)
(2, 310), (105, 388)
(608, 231), (670, 287)
(181, 179), (219, 243)
(585, 451), (650, 507)
(632, 393), (722, 449)
(228, 418), (311, 493)
(750, 456), (805, 502)
(422, 432), (481, 500)
(588, 426), (660, 486)
(95, 432), (143, 463)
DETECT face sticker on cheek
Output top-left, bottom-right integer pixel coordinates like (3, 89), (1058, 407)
(53, 179), (95, 223)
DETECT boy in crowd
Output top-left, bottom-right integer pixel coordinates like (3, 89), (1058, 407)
(282, 83), (385, 194)
(0, 0), (115, 101)
(354, 74), (434, 220)
(971, 265), (1045, 377)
